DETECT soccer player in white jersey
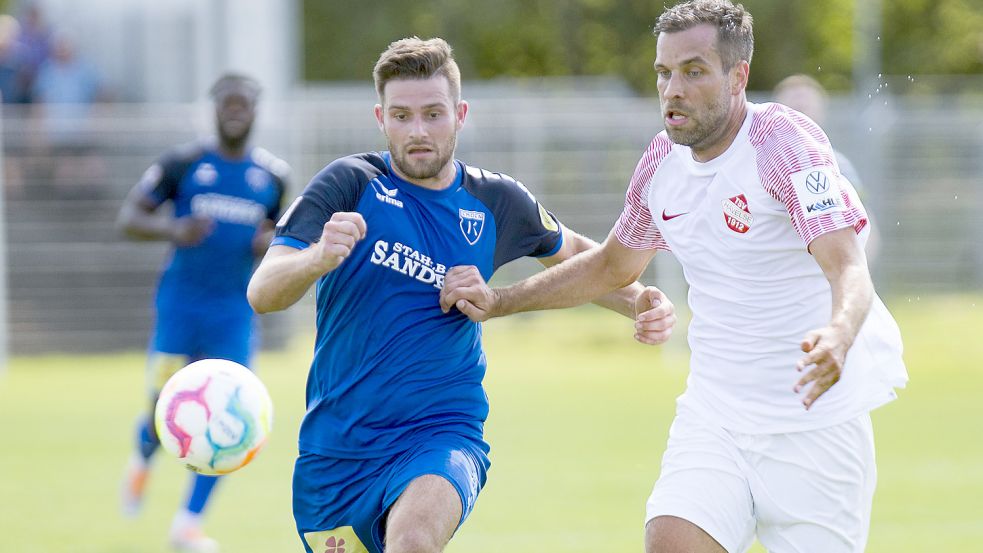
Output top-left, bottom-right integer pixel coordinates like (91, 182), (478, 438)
(440, 1), (908, 552)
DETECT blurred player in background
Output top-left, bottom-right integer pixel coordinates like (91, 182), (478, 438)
(247, 37), (674, 553)
(116, 73), (288, 553)
(773, 74), (863, 187)
(440, 1), (907, 552)
(773, 74), (880, 261)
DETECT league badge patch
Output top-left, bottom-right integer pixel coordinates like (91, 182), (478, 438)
(722, 194), (753, 234)
(459, 208), (485, 245)
(537, 203), (559, 232)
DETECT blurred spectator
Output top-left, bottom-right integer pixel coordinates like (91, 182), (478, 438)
(28, 30), (109, 199)
(31, 29), (105, 145)
(0, 14), (29, 103)
(32, 30), (102, 105)
(15, 1), (51, 100)
(773, 74), (879, 262)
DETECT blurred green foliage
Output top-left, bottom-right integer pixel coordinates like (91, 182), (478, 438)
(303, 0), (983, 93)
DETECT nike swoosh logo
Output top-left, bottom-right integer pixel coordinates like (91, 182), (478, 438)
(661, 209), (689, 221)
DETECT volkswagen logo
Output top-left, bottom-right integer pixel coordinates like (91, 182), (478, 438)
(805, 171), (830, 194)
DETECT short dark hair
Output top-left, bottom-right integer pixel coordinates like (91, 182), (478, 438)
(209, 73), (261, 103)
(373, 37), (461, 103)
(654, 0), (754, 69)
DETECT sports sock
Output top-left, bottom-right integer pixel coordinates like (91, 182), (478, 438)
(136, 416), (160, 461)
(186, 473), (221, 515)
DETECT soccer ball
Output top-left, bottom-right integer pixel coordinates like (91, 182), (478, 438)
(154, 359), (273, 475)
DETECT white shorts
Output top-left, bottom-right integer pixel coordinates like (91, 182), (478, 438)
(645, 403), (877, 553)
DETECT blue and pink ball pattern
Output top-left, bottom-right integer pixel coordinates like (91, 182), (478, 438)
(154, 359), (273, 475)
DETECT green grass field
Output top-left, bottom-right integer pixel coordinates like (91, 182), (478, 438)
(1, 295), (981, 552)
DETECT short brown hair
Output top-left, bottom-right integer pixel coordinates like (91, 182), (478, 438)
(373, 37), (462, 104)
(654, 0), (754, 70)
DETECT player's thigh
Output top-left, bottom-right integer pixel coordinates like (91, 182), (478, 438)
(292, 435), (488, 553)
(750, 414), (876, 553)
(383, 434), (490, 550)
(646, 406), (755, 553)
(385, 475), (460, 552)
(646, 516), (728, 553)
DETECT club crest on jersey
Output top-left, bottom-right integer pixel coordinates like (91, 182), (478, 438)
(459, 209), (485, 245)
(370, 178), (404, 208)
(245, 167), (270, 192)
(193, 163), (218, 186)
(722, 194), (753, 234)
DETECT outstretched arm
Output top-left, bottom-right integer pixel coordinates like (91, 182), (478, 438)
(794, 227), (873, 409)
(440, 229), (656, 320)
(247, 212), (366, 313)
(440, 227), (675, 345)
(538, 227), (644, 318)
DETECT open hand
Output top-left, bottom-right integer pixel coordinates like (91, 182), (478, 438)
(794, 325), (851, 409)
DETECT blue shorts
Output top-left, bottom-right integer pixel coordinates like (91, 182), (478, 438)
(150, 303), (256, 366)
(293, 433), (490, 553)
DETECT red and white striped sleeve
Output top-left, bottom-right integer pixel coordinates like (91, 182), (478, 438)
(750, 104), (867, 247)
(614, 133), (673, 251)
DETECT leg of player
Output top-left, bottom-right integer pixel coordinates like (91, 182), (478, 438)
(169, 474), (221, 553)
(120, 413), (158, 517)
(384, 475), (462, 553)
(646, 516), (728, 553)
(121, 352), (187, 517)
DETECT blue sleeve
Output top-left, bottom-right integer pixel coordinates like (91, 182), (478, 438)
(273, 155), (375, 247)
(267, 172), (288, 221)
(462, 167), (564, 272)
(142, 144), (202, 207)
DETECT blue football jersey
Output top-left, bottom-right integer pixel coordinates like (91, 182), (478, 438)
(140, 142), (288, 314)
(273, 152), (563, 458)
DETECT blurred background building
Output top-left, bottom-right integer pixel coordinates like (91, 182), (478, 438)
(1, 0), (981, 354)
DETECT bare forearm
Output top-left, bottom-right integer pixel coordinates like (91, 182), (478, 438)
(117, 208), (175, 241)
(494, 246), (635, 317)
(248, 249), (325, 313)
(828, 263), (873, 345)
(591, 282), (645, 318)
(552, 230), (643, 318)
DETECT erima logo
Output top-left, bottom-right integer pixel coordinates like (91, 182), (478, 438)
(459, 209), (485, 245)
(805, 171), (830, 194)
(370, 179), (403, 208)
(806, 197), (842, 213)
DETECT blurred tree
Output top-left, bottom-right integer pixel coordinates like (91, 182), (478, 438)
(303, 0), (982, 94)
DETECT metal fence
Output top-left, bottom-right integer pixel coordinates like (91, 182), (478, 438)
(2, 81), (981, 353)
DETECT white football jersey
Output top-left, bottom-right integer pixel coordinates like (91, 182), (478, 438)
(615, 102), (907, 433)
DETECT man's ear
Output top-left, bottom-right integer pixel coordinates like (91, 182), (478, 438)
(731, 60), (750, 95)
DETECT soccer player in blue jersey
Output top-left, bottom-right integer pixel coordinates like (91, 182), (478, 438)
(247, 37), (675, 553)
(117, 73), (289, 553)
